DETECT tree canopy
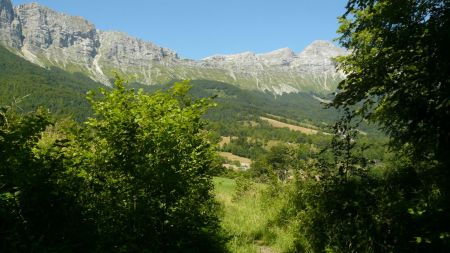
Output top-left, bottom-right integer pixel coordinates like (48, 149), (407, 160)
(324, 0), (450, 250)
(335, 0), (450, 164)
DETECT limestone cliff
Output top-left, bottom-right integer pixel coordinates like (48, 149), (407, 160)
(0, 0), (346, 94)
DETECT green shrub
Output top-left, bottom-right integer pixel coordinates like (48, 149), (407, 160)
(0, 78), (226, 252)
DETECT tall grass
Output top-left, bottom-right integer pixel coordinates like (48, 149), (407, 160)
(213, 177), (296, 253)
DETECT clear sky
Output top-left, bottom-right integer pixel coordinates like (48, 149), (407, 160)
(12, 0), (348, 59)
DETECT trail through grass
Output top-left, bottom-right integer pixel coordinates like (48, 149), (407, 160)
(213, 177), (296, 253)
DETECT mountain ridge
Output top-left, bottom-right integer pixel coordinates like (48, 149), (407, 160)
(0, 0), (346, 94)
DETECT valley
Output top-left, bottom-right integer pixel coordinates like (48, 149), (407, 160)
(2, 0), (446, 252)
(0, 20), (386, 251)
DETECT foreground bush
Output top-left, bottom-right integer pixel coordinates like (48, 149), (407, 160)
(0, 78), (225, 252)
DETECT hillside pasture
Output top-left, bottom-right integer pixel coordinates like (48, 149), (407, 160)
(260, 116), (322, 135)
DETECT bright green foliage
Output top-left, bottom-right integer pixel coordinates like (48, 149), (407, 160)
(249, 143), (303, 183)
(0, 107), (96, 252)
(214, 177), (297, 253)
(335, 0), (450, 163)
(74, 77), (223, 251)
(221, 136), (266, 161)
(0, 78), (225, 252)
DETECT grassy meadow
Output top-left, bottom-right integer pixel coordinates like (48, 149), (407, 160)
(213, 177), (297, 253)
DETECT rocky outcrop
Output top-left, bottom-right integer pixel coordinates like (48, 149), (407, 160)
(197, 41), (345, 93)
(0, 0), (346, 94)
(15, 3), (99, 67)
(0, 0), (22, 48)
(258, 48), (296, 66)
(99, 31), (178, 67)
(201, 41), (344, 76)
(294, 40), (345, 72)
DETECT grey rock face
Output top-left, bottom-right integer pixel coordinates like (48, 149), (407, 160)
(98, 31), (178, 67)
(198, 41), (346, 93)
(0, 0), (22, 48)
(0, 0), (346, 94)
(201, 41), (343, 74)
(258, 48), (296, 66)
(295, 40), (345, 69)
(15, 3), (99, 67)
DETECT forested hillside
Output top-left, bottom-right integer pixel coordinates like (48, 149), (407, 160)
(0, 45), (339, 128)
(0, 46), (102, 120)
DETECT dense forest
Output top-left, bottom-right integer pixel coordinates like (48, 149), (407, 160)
(1, 0), (449, 252)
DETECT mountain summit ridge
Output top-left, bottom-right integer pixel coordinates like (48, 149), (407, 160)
(0, 0), (346, 94)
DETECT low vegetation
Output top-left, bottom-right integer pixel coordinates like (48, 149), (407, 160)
(213, 177), (296, 253)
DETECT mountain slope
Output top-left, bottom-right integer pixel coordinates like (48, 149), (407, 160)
(141, 79), (338, 124)
(0, 45), (101, 120)
(0, 0), (346, 94)
(1, 42), (382, 137)
(0, 43), (336, 126)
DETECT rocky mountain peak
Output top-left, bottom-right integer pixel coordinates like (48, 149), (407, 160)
(17, 2), (94, 27)
(11, 2), (99, 68)
(260, 47), (295, 58)
(16, 2), (97, 48)
(258, 47), (296, 66)
(0, 0), (347, 94)
(298, 40), (346, 60)
(203, 51), (256, 62)
(98, 30), (179, 69)
(100, 31), (178, 60)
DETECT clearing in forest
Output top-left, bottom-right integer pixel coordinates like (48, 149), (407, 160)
(260, 116), (322, 135)
(219, 152), (252, 170)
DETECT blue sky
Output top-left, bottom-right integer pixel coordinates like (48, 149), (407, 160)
(12, 0), (348, 59)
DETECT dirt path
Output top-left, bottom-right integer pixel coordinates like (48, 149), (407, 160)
(255, 240), (277, 253)
(259, 245), (277, 253)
